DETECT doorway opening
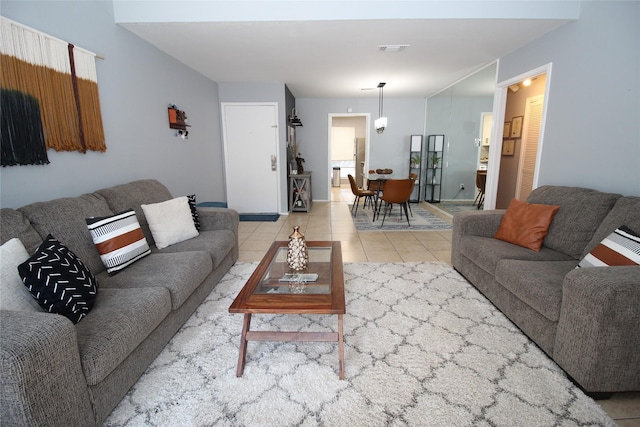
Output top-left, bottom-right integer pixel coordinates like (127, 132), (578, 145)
(485, 63), (552, 210)
(328, 114), (370, 198)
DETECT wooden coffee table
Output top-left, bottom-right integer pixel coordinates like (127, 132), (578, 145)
(229, 241), (346, 379)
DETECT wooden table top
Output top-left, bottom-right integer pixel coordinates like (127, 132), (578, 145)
(229, 241), (345, 315)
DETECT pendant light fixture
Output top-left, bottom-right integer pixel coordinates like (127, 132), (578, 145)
(375, 82), (387, 134)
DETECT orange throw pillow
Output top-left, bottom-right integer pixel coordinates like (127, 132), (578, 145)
(494, 198), (560, 251)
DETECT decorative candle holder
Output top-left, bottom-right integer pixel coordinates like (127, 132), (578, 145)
(287, 226), (309, 271)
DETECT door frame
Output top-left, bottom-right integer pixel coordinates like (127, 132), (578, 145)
(484, 62), (552, 209)
(327, 113), (370, 195)
(221, 102), (281, 214)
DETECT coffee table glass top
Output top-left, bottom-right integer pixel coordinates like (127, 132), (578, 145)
(253, 246), (332, 295)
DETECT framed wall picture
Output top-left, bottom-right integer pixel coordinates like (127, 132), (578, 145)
(502, 139), (515, 156)
(511, 116), (524, 138)
(503, 122), (511, 139)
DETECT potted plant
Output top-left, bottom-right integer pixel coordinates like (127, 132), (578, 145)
(430, 153), (441, 185)
(430, 153), (441, 169)
(410, 155), (421, 169)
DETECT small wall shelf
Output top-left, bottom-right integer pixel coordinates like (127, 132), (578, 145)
(168, 105), (190, 139)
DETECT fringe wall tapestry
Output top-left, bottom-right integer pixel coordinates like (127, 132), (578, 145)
(0, 17), (106, 166)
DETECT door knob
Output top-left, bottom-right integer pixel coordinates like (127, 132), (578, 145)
(271, 155), (277, 171)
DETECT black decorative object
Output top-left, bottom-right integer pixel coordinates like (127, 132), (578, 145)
(1, 89), (49, 166)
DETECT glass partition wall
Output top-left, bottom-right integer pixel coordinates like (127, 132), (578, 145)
(424, 63), (497, 204)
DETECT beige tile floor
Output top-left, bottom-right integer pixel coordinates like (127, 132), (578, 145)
(237, 185), (639, 426)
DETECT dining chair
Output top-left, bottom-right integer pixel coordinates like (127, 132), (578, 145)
(348, 174), (376, 216)
(367, 169), (383, 192)
(473, 170), (487, 209)
(379, 178), (414, 227)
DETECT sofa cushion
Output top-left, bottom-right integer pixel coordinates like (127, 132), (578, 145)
(75, 287), (171, 386)
(95, 180), (174, 247)
(581, 196), (640, 259)
(18, 235), (99, 324)
(0, 208), (43, 253)
(0, 238), (41, 312)
(141, 196), (199, 249)
(155, 230), (237, 269)
(86, 210), (151, 274)
(495, 260), (578, 322)
(527, 186), (621, 259)
(460, 235), (575, 275)
(578, 226), (640, 268)
(18, 193), (113, 274)
(96, 251), (212, 310)
(494, 198), (560, 251)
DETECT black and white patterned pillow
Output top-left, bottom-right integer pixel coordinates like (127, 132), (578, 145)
(18, 234), (98, 324)
(187, 194), (201, 231)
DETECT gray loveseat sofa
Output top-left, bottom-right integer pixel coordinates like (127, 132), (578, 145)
(0, 179), (239, 426)
(452, 185), (640, 394)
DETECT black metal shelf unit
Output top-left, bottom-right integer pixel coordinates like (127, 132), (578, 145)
(409, 135), (423, 202)
(425, 135), (444, 203)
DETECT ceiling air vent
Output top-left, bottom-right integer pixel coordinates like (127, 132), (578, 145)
(378, 44), (410, 53)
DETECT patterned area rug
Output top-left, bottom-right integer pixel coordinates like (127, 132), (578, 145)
(348, 203), (451, 230)
(105, 262), (614, 426)
(432, 201), (478, 216)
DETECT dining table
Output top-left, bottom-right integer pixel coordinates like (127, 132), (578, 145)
(362, 172), (402, 221)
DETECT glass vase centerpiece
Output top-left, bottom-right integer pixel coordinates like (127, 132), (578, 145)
(287, 226), (309, 272)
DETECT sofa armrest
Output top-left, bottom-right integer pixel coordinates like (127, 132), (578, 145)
(452, 210), (505, 239)
(452, 210), (505, 268)
(1, 311), (94, 426)
(197, 207), (239, 234)
(554, 266), (640, 392)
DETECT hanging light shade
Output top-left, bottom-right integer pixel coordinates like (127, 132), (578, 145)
(376, 82), (387, 134)
(374, 117), (387, 132)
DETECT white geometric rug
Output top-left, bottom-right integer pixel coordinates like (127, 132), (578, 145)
(104, 262), (615, 426)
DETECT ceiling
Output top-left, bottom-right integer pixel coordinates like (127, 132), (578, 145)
(120, 17), (570, 99)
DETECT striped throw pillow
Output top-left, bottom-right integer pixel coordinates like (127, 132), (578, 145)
(86, 210), (151, 275)
(577, 225), (640, 268)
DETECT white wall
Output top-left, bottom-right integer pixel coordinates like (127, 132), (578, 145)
(1, 1), (226, 209)
(497, 0), (640, 196)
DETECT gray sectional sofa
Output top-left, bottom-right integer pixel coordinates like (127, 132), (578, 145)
(0, 179), (239, 426)
(452, 185), (640, 394)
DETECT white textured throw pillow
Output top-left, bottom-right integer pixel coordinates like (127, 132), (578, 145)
(141, 196), (199, 249)
(0, 238), (42, 312)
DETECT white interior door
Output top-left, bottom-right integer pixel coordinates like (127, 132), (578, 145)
(515, 95), (544, 201)
(222, 103), (279, 213)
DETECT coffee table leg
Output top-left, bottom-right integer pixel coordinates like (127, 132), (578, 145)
(338, 314), (345, 379)
(236, 313), (252, 377)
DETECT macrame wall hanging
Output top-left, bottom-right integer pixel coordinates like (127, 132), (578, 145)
(0, 17), (106, 166)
